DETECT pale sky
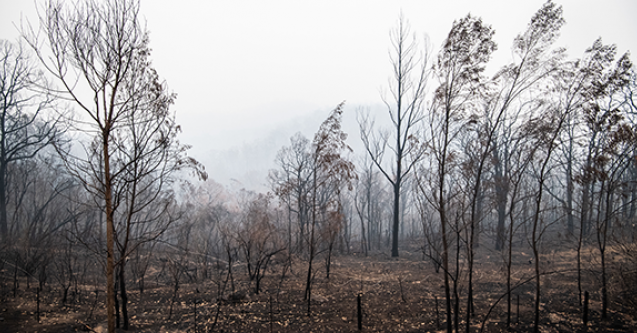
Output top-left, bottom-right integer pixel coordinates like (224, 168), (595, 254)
(1, 0), (636, 190)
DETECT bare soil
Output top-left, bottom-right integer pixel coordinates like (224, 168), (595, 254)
(1, 244), (636, 332)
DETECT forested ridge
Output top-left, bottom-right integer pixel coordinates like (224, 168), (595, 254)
(1, 1), (636, 332)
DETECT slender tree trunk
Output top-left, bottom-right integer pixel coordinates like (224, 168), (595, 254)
(392, 179), (401, 257)
(531, 170), (548, 333)
(507, 215), (514, 328)
(532, 168), (547, 333)
(168, 273), (179, 320)
(439, 200), (452, 333)
(287, 200), (293, 264)
(532, 238), (541, 333)
(475, 188), (483, 248)
(505, 176), (521, 329)
(103, 132), (116, 333)
(13, 252), (19, 297)
(577, 188), (586, 306)
(305, 169), (317, 314)
(629, 168), (637, 225)
(224, 244), (235, 294)
(297, 179), (305, 254)
(255, 265), (262, 295)
(391, 32), (404, 259)
(119, 262), (129, 330)
(466, 216), (476, 332)
(0, 163), (7, 242)
(367, 177), (373, 252)
(454, 229), (460, 333)
(360, 203), (368, 256)
(531, 168), (549, 333)
(114, 270), (120, 328)
(305, 234), (314, 315)
(435, 99), (453, 333)
(439, 205), (452, 333)
(326, 243), (332, 280)
(599, 182), (612, 320)
(566, 157), (574, 236)
(465, 166), (487, 332)
(600, 241), (608, 319)
(496, 194), (506, 250)
(577, 179), (591, 306)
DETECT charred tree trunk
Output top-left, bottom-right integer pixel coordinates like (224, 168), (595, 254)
(119, 262), (129, 330)
(103, 131), (116, 333)
(0, 163), (7, 243)
(391, 180), (401, 257)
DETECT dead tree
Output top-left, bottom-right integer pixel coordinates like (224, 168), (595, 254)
(0, 40), (59, 243)
(429, 13), (496, 333)
(359, 14), (428, 257)
(24, 1), (205, 330)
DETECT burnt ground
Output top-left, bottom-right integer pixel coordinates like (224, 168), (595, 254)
(1, 244), (636, 332)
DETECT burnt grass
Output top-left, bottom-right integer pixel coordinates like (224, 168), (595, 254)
(1, 242), (636, 332)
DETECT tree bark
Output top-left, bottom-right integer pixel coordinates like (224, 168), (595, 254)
(103, 131), (116, 333)
(391, 180), (401, 257)
(119, 262), (129, 330)
(0, 163), (7, 242)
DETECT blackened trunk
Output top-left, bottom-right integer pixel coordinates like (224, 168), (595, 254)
(305, 168), (317, 315)
(440, 206), (452, 333)
(0, 163), (7, 242)
(465, 219), (476, 332)
(533, 242), (541, 333)
(326, 243), (332, 280)
(454, 230), (460, 333)
(114, 273), (120, 328)
(577, 201), (585, 306)
(506, 196), (516, 328)
(103, 131), (116, 333)
(566, 158), (575, 236)
(119, 263), (129, 330)
(392, 180), (400, 257)
(599, 183), (612, 320)
(62, 286), (69, 305)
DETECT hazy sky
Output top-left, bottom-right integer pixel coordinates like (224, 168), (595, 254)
(1, 0), (636, 190)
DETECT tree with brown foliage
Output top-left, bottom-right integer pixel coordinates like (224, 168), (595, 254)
(305, 102), (356, 314)
(235, 192), (286, 294)
(489, 1), (566, 327)
(24, 1), (205, 331)
(577, 40), (633, 319)
(429, 13), (496, 333)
